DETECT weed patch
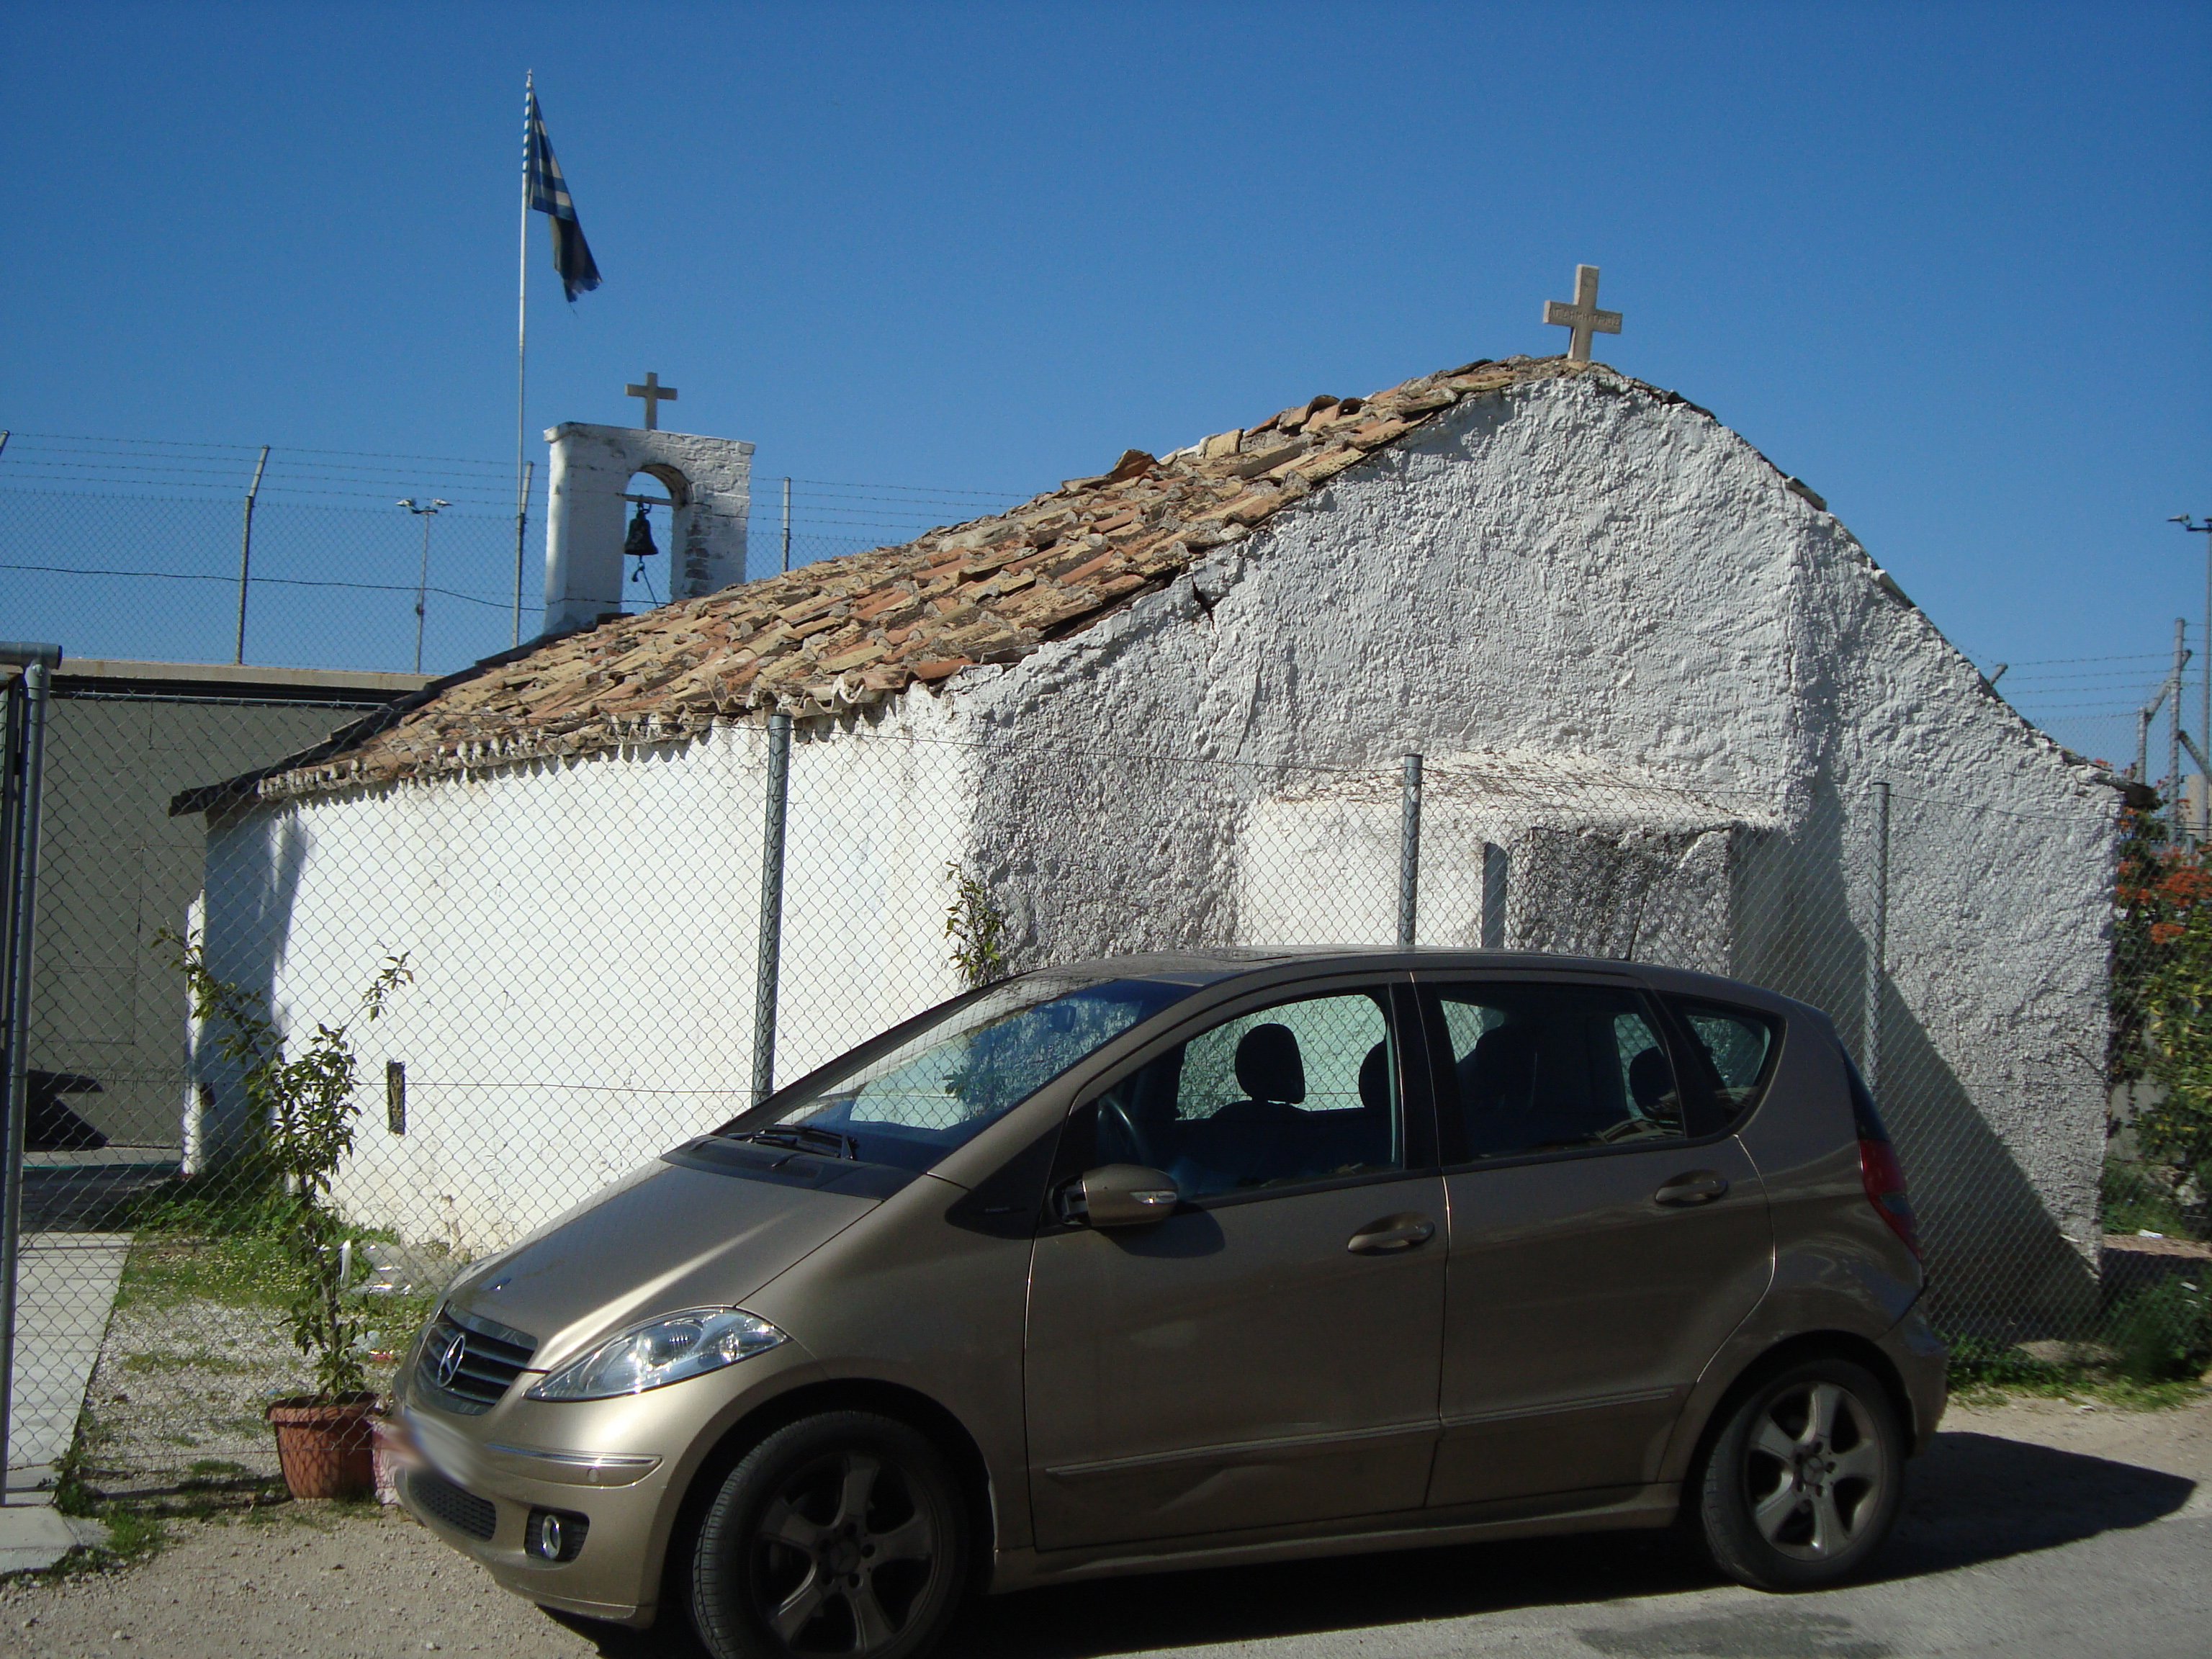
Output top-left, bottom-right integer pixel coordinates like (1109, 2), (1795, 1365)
(2103, 1156), (2204, 1241)
(1946, 1328), (2211, 1408)
(120, 1349), (266, 1377)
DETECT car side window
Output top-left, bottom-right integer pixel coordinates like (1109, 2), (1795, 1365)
(1431, 982), (1687, 1160)
(1665, 998), (1784, 1123)
(1092, 991), (1402, 1200)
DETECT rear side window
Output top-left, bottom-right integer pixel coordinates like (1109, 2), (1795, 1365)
(1430, 982), (1689, 1161)
(1664, 998), (1784, 1125)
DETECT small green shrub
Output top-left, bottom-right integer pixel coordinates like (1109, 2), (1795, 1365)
(943, 863), (1010, 990)
(161, 929), (410, 1400)
(2103, 1276), (2212, 1382)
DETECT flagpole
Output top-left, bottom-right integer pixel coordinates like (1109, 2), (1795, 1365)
(512, 70), (532, 647)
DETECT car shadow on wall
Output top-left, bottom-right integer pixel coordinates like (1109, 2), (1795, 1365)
(555, 1431), (2194, 1659)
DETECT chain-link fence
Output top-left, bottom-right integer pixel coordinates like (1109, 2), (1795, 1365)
(3, 667), (2206, 1506)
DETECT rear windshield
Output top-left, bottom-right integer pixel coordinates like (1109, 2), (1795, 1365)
(712, 974), (1199, 1172)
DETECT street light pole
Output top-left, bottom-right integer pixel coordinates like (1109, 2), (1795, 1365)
(2175, 516), (2212, 840)
(399, 498), (450, 675)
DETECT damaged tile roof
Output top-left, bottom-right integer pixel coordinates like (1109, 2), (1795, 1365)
(178, 354), (1687, 814)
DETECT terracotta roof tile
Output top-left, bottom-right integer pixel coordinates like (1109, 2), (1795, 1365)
(186, 355), (1691, 810)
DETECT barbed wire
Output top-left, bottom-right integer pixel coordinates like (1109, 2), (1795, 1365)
(0, 562), (519, 612)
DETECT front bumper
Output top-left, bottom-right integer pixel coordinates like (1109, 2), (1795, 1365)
(390, 1339), (819, 1627)
(390, 1406), (673, 1626)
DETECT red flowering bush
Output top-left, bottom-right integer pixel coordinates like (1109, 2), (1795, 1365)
(2113, 806), (2212, 1195)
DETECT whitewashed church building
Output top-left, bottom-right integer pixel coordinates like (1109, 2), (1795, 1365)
(177, 350), (2123, 1332)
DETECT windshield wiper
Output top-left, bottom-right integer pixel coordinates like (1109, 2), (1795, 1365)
(731, 1125), (861, 1161)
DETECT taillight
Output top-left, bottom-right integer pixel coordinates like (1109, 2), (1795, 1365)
(1859, 1138), (1921, 1259)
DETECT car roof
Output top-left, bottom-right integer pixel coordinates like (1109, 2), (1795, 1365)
(1043, 948), (1811, 1018)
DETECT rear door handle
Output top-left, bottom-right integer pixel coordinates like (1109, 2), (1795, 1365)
(1347, 1213), (1437, 1254)
(1653, 1172), (1730, 1207)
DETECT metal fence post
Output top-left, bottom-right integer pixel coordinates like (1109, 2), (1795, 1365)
(1866, 781), (1890, 1100)
(1480, 842), (1509, 950)
(750, 711), (793, 1105)
(1398, 753), (1422, 948)
(0, 643), (60, 1504)
(511, 458), (534, 649)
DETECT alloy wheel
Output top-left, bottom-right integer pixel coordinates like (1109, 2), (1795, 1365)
(749, 1449), (942, 1655)
(1740, 1378), (1887, 1561)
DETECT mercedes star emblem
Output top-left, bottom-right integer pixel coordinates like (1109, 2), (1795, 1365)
(433, 1329), (467, 1389)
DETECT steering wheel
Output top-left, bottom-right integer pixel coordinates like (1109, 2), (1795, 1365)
(1097, 1092), (1152, 1166)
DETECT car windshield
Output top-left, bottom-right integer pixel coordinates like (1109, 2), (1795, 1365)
(712, 974), (1200, 1172)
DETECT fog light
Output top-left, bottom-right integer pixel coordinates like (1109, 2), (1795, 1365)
(526, 1507), (588, 1563)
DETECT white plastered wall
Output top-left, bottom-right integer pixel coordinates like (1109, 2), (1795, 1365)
(191, 376), (2118, 1319)
(1235, 754), (1753, 971)
(197, 701), (976, 1251)
(943, 375), (2118, 1323)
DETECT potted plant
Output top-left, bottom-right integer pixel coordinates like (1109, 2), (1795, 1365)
(168, 931), (410, 1499)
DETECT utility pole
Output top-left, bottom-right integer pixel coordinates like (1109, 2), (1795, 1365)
(2175, 516), (2212, 839)
(398, 498), (449, 675)
(2172, 619), (2189, 821)
(233, 446), (270, 664)
(781, 478), (792, 575)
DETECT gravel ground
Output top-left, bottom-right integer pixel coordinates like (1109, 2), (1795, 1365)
(76, 1268), (420, 1497)
(2, 1395), (2208, 1659)
(78, 1300), (310, 1491)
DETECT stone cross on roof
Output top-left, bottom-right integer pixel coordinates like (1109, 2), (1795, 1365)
(624, 372), (679, 431)
(1543, 265), (1622, 363)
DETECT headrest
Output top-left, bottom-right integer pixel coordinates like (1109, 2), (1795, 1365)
(1627, 1047), (1673, 1111)
(1359, 1041), (1391, 1112)
(1234, 1023), (1307, 1105)
(1468, 1024), (1539, 1102)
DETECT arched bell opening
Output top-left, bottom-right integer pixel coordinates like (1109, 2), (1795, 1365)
(540, 421), (748, 637)
(620, 466), (693, 611)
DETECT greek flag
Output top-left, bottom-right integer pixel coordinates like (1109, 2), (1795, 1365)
(525, 91), (602, 302)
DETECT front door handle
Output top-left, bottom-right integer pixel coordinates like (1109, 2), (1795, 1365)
(1653, 1172), (1730, 1207)
(1347, 1213), (1437, 1254)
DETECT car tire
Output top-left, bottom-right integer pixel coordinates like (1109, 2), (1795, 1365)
(1690, 1354), (1904, 1591)
(691, 1410), (968, 1659)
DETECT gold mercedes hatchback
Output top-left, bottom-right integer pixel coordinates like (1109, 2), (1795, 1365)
(390, 949), (1944, 1659)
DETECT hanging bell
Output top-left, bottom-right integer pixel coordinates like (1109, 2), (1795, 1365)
(624, 500), (659, 567)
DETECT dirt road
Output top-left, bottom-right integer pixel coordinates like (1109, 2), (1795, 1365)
(4, 1394), (2208, 1659)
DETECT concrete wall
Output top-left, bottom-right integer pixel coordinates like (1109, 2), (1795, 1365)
(31, 675), (415, 1148)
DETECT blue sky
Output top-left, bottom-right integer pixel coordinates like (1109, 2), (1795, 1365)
(2, 2), (2206, 759)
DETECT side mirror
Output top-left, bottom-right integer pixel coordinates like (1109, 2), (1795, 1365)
(1066, 1164), (1179, 1228)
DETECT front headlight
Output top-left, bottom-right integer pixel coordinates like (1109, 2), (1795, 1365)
(525, 1308), (786, 1401)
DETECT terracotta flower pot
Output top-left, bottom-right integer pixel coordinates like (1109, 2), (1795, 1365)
(266, 1393), (379, 1500)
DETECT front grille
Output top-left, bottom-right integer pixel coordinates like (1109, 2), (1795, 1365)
(407, 1469), (496, 1540)
(413, 1308), (537, 1415)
